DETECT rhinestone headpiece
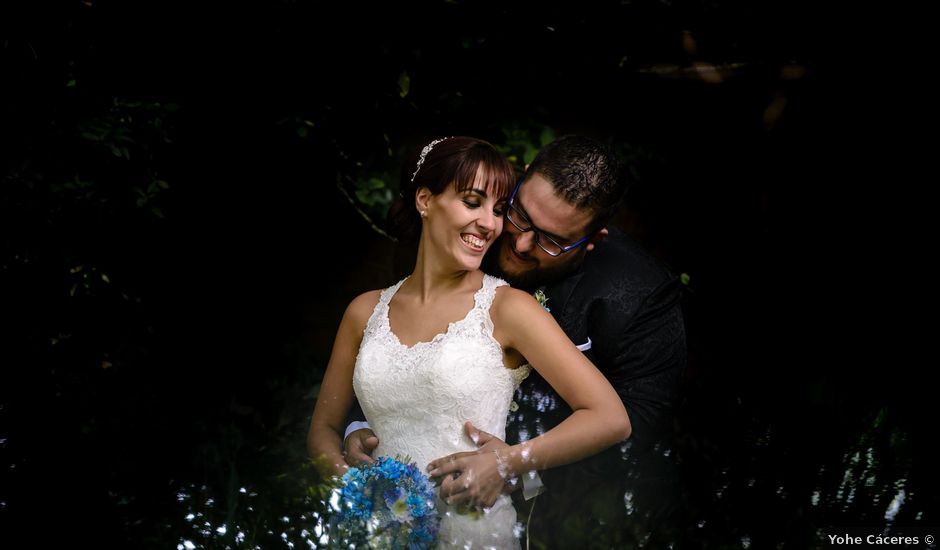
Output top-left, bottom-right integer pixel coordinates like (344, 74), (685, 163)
(410, 137), (451, 183)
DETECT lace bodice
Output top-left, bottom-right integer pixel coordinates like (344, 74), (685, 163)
(353, 273), (529, 470)
(352, 273), (529, 548)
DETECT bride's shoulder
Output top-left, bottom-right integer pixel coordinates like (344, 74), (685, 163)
(343, 289), (383, 328)
(491, 284), (539, 314)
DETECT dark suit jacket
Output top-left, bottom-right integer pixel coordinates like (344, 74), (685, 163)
(507, 226), (687, 543)
(524, 225), (687, 445)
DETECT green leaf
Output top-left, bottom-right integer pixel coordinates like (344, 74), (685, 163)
(296, 126), (308, 138)
(523, 147), (538, 166)
(680, 273), (691, 286)
(101, 274), (111, 284)
(398, 71), (410, 98)
(155, 180), (170, 190)
(539, 127), (555, 147)
(367, 177), (386, 190)
(67, 79), (76, 88)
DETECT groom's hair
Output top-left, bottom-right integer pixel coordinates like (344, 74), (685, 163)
(526, 135), (625, 234)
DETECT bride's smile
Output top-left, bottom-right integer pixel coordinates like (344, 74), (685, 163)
(418, 165), (507, 271)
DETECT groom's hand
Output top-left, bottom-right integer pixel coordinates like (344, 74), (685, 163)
(343, 428), (379, 468)
(427, 422), (515, 508)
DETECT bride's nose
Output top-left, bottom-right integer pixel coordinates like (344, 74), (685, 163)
(475, 207), (497, 234)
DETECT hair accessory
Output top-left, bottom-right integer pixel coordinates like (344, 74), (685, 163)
(411, 137), (451, 182)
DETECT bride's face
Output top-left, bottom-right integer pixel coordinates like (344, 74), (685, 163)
(421, 166), (507, 271)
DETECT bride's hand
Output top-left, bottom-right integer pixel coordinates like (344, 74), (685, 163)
(427, 422), (515, 508)
(429, 449), (506, 508)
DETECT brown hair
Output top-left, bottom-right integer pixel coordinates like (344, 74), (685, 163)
(526, 135), (624, 234)
(387, 136), (514, 242)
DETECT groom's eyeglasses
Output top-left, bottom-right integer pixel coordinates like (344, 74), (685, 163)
(506, 180), (591, 257)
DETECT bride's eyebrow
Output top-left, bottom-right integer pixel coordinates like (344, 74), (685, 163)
(462, 188), (488, 198)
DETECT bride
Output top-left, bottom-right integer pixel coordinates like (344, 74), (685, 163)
(307, 136), (630, 548)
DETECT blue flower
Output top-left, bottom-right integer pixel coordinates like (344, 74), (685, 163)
(327, 455), (439, 548)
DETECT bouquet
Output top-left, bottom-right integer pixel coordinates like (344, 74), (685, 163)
(328, 456), (439, 549)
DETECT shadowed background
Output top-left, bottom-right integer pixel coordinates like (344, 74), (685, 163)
(1, 0), (928, 547)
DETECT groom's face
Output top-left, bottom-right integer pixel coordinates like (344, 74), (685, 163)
(489, 173), (596, 291)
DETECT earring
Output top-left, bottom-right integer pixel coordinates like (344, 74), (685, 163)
(420, 210), (427, 218)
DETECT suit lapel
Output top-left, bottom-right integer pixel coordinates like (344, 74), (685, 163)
(544, 270), (585, 335)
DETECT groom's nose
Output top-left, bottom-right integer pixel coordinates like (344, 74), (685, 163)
(513, 230), (537, 254)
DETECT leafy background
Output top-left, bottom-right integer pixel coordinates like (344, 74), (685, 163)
(1, 0), (929, 548)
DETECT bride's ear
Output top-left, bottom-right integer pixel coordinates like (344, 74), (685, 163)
(414, 187), (432, 216)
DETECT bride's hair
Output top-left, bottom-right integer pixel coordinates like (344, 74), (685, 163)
(387, 136), (515, 243)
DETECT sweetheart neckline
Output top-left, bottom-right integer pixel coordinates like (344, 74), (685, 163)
(382, 275), (488, 351)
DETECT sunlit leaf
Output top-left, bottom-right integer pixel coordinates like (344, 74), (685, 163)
(398, 71), (410, 98)
(524, 147), (538, 165)
(539, 127), (555, 146)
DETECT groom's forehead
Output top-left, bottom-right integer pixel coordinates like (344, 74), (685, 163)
(519, 175), (588, 236)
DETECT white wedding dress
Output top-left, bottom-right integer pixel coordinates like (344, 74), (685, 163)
(353, 274), (530, 549)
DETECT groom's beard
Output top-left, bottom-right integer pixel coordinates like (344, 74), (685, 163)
(482, 233), (585, 293)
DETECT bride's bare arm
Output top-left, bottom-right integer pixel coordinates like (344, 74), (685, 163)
(307, 290), (379, 478)
(429, 287), (630, 496)
(495, 287), (630, 473)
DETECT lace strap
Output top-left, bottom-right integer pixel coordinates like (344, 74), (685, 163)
(365, 278), (407, 334)
(474, 274), (508, 311)
(379, 278), (408, 306)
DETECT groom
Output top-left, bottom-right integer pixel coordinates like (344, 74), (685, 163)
(346, 135), (687, 545)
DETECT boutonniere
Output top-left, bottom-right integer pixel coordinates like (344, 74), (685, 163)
(533, 288), (550, 312)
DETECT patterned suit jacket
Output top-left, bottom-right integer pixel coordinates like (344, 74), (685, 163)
(508, 226), (687, 543)
(508, 225), (686, 482)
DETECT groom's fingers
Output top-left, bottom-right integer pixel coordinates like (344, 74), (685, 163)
(427, 451), (477, 476)
(442, 472), (472, 504)
(344, 430), (378, 467)
(438, 472), (469, 499)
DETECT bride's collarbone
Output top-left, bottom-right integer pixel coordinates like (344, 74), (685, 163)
(387, 297), (477, 347)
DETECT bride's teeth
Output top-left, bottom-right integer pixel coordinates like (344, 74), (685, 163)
(461, 234), (484, 247)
